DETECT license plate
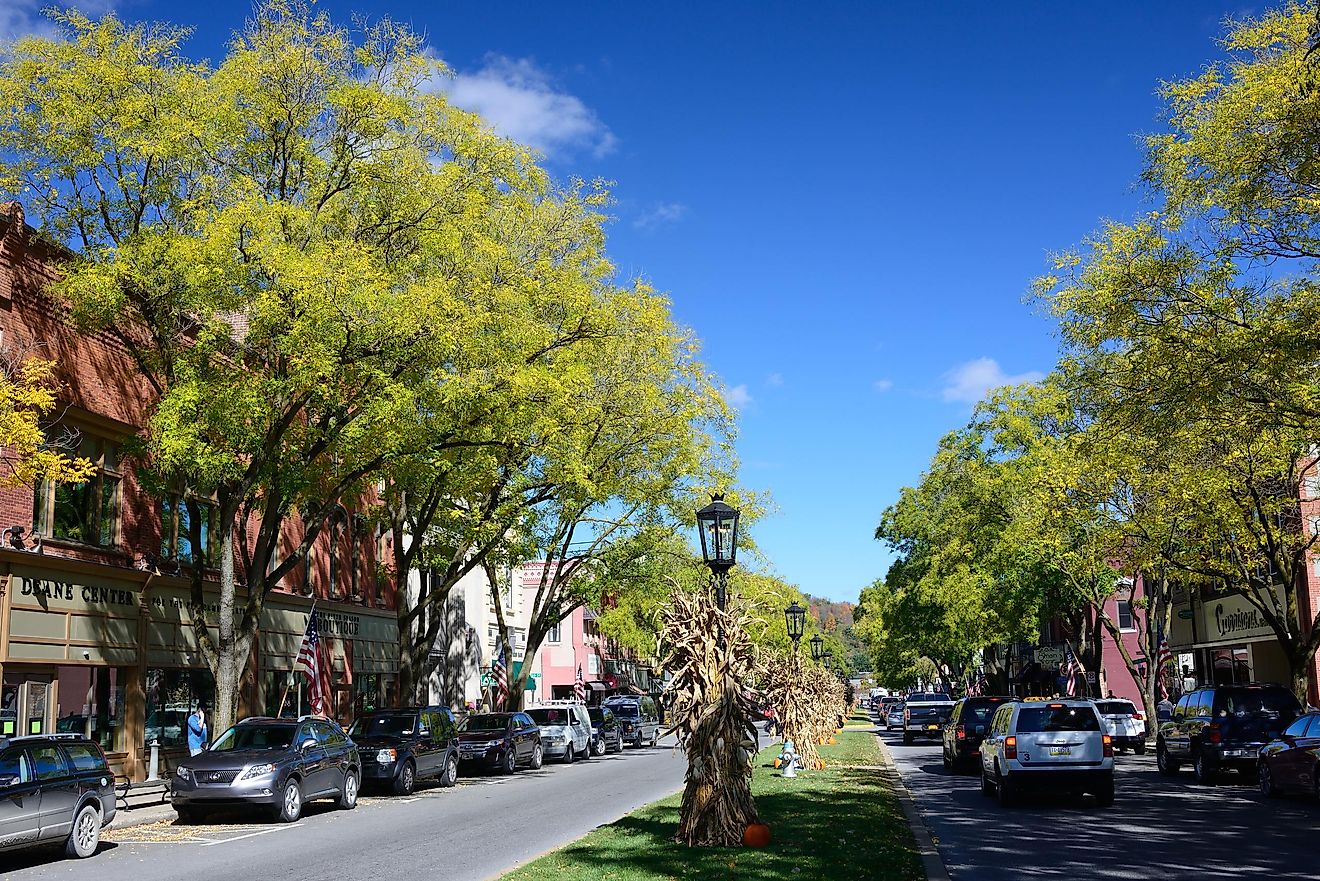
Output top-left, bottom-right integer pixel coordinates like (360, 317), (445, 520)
(926, 724), (939, 730)
(1224, 748), (1258, 759)
(1048, 746), (1071, 757)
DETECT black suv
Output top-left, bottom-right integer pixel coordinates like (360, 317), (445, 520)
(172, 716), (360, 823)
(588, 706), (623, 755)
(350, 706), (459, 795)
(942, 696), (1013, 772)
(0, 734), (116, 860)
(1157, 684), (1301, 783)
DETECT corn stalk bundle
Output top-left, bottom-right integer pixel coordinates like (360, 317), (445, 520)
(660, 590), (763, 847)
(802, 665), (846, 746)
(763, 652), (821, 770)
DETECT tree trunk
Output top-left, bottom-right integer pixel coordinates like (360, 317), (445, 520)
(213, 520), (238, 734)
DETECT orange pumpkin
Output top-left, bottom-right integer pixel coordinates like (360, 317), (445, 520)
(827, 736), (837, 745)
(743, 823), (772, 848)
(773, 758), (782, 768)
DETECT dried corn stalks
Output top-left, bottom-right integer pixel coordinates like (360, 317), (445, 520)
(763, 652), (820, 769)
(661, 589), (762, 847)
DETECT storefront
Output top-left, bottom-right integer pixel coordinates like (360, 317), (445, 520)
(0, 553), (398, 782)
(1191, 587), (1292, 689)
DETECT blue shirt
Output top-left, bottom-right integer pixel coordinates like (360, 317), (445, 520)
(187, 713), (208, 752)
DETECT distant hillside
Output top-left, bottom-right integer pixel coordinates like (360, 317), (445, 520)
(807, 596), (868, 672)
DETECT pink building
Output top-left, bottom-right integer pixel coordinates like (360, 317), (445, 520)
(516, 562), (605, 702)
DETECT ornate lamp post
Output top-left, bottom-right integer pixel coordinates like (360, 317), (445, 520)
(696, 495), (740, 611)
(784, 602), (806, 648)
(822, 649), (833, 670)
(809, 633), (824, 663)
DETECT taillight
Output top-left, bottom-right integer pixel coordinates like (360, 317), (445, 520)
(1209, 723), (1221, 745)
(1132, 712), (1144, 721)
(956, 725), (966, 741)
(1004, 735), (1017, 759)
(904, 709), (911, 722)
(1102, 734), (1113, 757)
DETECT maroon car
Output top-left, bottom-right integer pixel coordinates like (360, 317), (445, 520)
(1259, 711), (1320, 798)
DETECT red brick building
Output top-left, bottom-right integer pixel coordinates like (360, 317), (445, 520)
(0, 203), (400, 781)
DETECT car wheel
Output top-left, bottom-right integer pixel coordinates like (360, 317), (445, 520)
(980, 765), (995, 797)
(65, 803), (101, 859)
(338, 770), (359, 810)
(277, 779), (302, 823)
(1095, 775), (1115, 808)
(502, 749), (517, 775)
(592, 737), (605, 757)
(440, 754), (459, 787)
(996, 766), (1015, 807)
(563, 743), (575, 764)
(612, 735), (623, 754)
(530, 743), (543, 770)
(903, 732), (913, 746)
(1259, 761), (1279, 798)
(174, 807), (206, 825)
(1193, 751), (1217, 785)
(1156, 741), (1180, 776)
(1134, 742), (1147, 756)
(393, 760), (416, 796)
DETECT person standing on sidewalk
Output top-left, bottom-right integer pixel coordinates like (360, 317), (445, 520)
(186, 706), (208, 756)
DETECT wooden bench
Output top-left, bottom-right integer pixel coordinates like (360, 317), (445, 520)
(115, 775), (172, 811)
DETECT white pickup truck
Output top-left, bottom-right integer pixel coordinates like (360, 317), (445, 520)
(902, 691), (956, 745)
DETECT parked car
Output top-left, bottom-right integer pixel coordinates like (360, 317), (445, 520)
(588, 706), (624, 755)
(942, 696), (1013, 771)
(1156, 684), (1301, 784)
(980, 698), (1114, 807)
(455, 712), (542, 774)
(0, 733), (117, 859)
(1259, 710), (1320, 799)
(527, 704), (592, 764)
(1095, 699), (1147, 754)
(903, 692), (955, 745)
(349, 706), (459, 795)
(172, 716), (360, 824)
(603, 696), (660, 748)
(885, 703), (905, 730)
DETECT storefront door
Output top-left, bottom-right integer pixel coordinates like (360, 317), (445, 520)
(1, 671), (53, 736)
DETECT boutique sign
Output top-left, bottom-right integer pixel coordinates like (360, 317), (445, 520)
(1200, 588), (1285, 644)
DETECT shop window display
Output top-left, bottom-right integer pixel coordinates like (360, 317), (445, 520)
(54, 666), (125, 752)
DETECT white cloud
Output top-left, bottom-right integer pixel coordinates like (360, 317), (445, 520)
(872, 378), (893, 393)
(633, 202), (687, 230)
(766, 372), (784, 388)
(442, 55), (616, 159)
(2, 0), (114, 42)
(726, 384), (753, 409)
(940, 357), (1044, 404)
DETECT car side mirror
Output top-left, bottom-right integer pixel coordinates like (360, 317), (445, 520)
(418, 728), (430, 737)
(301, 738), (318, 752)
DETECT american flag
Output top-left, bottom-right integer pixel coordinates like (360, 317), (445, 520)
(1156, 626), (1175, 699)
(1062, 644), (1082, 697)
(491, 643), (509, 710)
(297, 606), (326, 715)
(573, 665), (586, 702)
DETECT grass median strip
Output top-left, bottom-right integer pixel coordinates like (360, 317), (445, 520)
(499, 727), (922, 881)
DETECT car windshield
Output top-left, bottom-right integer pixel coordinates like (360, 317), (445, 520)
(1016, 706), (1101, 733)
(528, 708), (570, 726)
(909, 693), (950, 702)
(606, 703), (639, 718)
(962, 700), (1006, 721)
(588, 708), (607, 723)
(462, 714), (509, 732)
(209, 723), (295, 751)
(1215, 689), (1300, 719)
(349, 714), (415, 737)
(1095, 701), (1137, 716)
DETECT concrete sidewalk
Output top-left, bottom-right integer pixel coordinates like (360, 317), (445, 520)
(109, 800), (177, 830)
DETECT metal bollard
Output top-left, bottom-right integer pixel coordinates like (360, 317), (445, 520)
(147, 739), (160, 781)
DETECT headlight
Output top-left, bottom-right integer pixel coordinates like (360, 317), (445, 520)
(175, 766), (191, 782)
(241, 763), (278, 780)
(376, 748), (397, 763)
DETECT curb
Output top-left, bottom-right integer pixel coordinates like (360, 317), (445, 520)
(872, 725), (952, 881)
(109, 803), (177, 830)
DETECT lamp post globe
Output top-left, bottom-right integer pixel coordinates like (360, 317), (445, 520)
(809, 633), (824, 663)
(696, 494), (740, 611)
(822, 649), (833, 669)
(784, 602), (806, 647)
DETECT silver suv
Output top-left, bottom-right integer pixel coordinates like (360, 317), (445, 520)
(526, 703), (592, 763)
(0, 734), (117, 860)
(979, 699), (1114, 807)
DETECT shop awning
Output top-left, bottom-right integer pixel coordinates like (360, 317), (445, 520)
(586, 681), (610, 693)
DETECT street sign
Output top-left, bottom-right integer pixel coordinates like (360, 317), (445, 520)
(1035, 647), (1063, 668)
(1085, 672), (1098, 683)
(531, 672), (541, 678)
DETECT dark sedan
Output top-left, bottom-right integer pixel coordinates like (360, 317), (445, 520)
(588, 706), (623, 755)
(1259, 711), (1320, 799)
(172, 717), (359, 823)
(455, 712), (542, 774)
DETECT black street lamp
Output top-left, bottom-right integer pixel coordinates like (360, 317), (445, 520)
(809, 634), (825, 663)
(784, 602), (806, 648)
(696, 494), (740, 610)
(822, 649), (833, 669)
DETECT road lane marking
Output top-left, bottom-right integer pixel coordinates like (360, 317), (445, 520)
(199, 826), (297, 847)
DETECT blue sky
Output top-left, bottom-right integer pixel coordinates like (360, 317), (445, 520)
(4, 1), (1267, 602)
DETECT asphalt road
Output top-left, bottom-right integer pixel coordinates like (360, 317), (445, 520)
(872, 710), (1320, 880)
(1, 736), (686, 881)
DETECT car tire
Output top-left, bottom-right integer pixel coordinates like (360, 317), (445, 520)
(502, 749), (518, 775)
(1134, 742), (1147, 756)
(393, 760), (416, 796)
(440, 754), (459, 787)
(563, 743), (575, 764)
(903, 732), (913, 746)
(65, 803), (101, 859)
(1094, 775), (1115, 808)
(277, 779), (302, 823)
(1193, 750), (1217, 785)
(1156, 741), (1180, 776)
(981, 766), (994, 797)
(530, 744), (543, 770)
(996, 766), (1015, 807)
(1259, 761), (1279, 798)
(592, 737), (605, 757)
(612, 735), (623, 754)
(338, 770), (359, 810)
(174, 807), (205, 825)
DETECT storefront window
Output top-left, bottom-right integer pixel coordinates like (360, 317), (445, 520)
(262, 670), (311, 719)
(35, 436), (121, 547)
(354, 674), (381, 719)
(1210, 647), (1251, 686)
(144, 669), (214, 748)
(54, 667), (126, 753)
